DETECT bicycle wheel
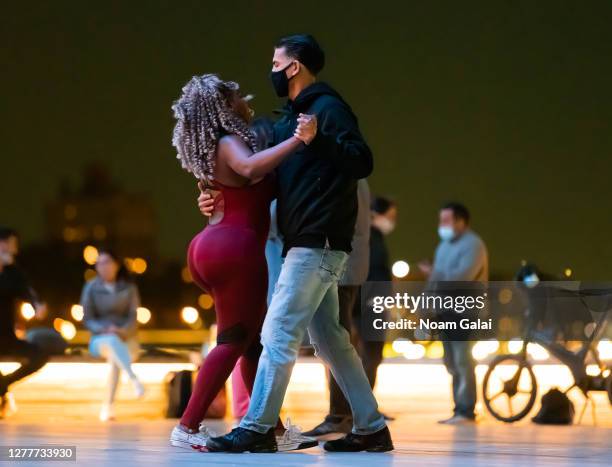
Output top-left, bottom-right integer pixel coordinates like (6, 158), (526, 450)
(483, 354), (538, 423)
(607, 373), (612, 405)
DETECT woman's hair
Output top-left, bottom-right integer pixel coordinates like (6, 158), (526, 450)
(250, 117), (275, 150)
(97, 248), (132, 283)
(171, 74), (258, 181)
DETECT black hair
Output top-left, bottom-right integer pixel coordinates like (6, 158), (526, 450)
(275, 34), (325, 75)
(441, 202), (470, 224)
(0, 226), (18, 241)
(250, 117), (275, 150)
(97, 248), (132, 283)
(371, 196), (396, 215)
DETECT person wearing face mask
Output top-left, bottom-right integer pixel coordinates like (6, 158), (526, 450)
(359, 196), (396, 412)
(0, 227), (49, 418)
(419, 202), (489, 424)
(360, 196), (396, 397)
(203, 34), (392, 454)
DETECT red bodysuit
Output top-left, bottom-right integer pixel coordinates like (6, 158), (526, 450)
(180, 174), (275, 429)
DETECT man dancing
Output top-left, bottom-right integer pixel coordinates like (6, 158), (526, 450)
(202, 34), (393, 453)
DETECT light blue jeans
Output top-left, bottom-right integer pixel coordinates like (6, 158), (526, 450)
(90, 334), (139, 404)
(265, 236), (283, 307)
(240, 246), (386, 435)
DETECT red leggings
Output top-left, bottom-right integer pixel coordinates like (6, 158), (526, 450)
(180, 226), (268, 429)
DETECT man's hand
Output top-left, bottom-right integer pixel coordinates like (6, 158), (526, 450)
(34, 302), (48, 320)
(197, 181), (220, 217)
(418, 260), (433, 278)
(34, 302), (49, 319)
(294, 113), (317, 145)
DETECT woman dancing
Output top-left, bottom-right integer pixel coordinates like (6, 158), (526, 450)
(168, 74), (316, 451)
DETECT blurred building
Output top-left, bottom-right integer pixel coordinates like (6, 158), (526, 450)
(16, 163), (213, 335)
(45, 163), (157, 260)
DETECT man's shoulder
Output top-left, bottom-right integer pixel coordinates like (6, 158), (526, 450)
(310, 92), (350, 115)
(463, 230), (487, 251)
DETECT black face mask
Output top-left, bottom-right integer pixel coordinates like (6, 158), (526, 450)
(269, 62), (295, 98)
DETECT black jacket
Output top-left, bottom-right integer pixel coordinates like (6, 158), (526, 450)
(0, 265), (36, 339)
(274, 82), (373, 256)
(367, 227), (392, 282)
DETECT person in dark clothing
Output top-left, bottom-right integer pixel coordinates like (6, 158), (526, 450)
(0, 227), (49, 417)
(358, 197), (397, 388)
(204, 34), (392, 454)
(272, 80), (373, 256)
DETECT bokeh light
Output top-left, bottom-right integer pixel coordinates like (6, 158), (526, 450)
(392, 260), (410, 278)
(181, 267), (193, 283)
(70, 304), (84, 322)
(198, 294), (214, 309)
(598, 339), (612, 360)
(83, 245), (99, 265)
(391, 339), (425, 359)
(20, 303), (36, 320)
(472, 340), (500, 360)
(132, 258), (147, 274)
(527, 343), (550, 360)
(84, 269), (96, 281)
(181, 306), (199, 324)
(137, 307), (151, 324)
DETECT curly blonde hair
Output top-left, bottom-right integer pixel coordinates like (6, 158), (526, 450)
(171, 74), (258, 182)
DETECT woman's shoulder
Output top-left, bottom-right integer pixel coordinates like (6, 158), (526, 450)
(117, 279), (137, 291)
(82, 277), (100, 291)
(218, 133), (249, 151)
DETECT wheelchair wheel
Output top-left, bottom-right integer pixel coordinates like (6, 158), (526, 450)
(483, 354), (538, 423)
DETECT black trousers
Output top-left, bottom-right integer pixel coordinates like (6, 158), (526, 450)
(328, 285), (385, 418)
(0, 337), (49, 395)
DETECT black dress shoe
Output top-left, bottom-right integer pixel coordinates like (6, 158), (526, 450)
(302, 415), (353, 437)
(206, 427), (277, 453)
(323, 426), (393, 452)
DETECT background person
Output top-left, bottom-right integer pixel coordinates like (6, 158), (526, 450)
(359, 196), (397, 393)
(0, 227), (49, 417)
(81, 248), (145, 422)
(419, 202), (488, 424)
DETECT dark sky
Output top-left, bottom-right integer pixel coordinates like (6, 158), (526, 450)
(2, 1), (611, 279)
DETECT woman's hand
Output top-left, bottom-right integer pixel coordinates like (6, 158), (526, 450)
(197, 181), (220, 217)
(105, 325), (128, 340)
(294, 113), (317, 145)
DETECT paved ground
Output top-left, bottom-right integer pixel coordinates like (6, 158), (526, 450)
(0, 361), (610, 466)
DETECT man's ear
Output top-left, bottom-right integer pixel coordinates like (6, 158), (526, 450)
(291, 61), (301, 78)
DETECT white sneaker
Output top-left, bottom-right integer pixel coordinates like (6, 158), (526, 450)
(276, 418), (319, 452)
(132, 380), (145, 399)
(99, 403), (115, 422)
(437, 414), (477, 425)
(170, 425), (216, 450)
